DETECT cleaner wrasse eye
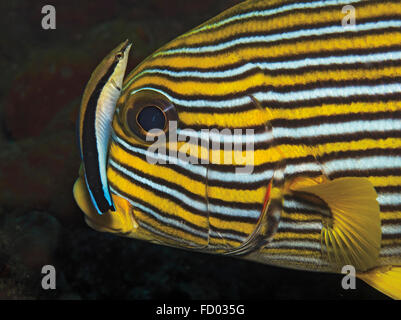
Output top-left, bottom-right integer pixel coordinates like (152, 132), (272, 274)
(74, 0), (401, 299)
(76, 40), (132, 214)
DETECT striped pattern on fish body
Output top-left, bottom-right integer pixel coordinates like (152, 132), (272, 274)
(73, 0), (401, 299)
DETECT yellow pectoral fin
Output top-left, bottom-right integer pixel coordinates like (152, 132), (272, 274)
(358, 266), (401, 300)
(290, 177), (381, 272)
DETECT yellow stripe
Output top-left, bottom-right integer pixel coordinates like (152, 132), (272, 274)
(313, 138), (401, 159)
(209, 216), (256, 235)
(370, 176), (401, 188)
(179, 101), (401, 127)
(207, 235), (241, 247)
(280, 212), (322, 221)
(269, 100), (401, 120)
(208, 185), (266, 203)
(272, 232), (321, 241)
(381, 211), (401, 221)
(180, 108), (271, 127)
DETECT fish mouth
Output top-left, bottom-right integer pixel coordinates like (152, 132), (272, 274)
(73, 173), (137, 235)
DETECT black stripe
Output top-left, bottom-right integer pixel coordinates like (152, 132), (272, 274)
(330, 168), (401, 179)
(381, 204), (401, 211)
(381, 233), (401, 240)
(206, 196), (263, 211)
(382, 219), (401, 225)
(277, 227), (321, 234)
(275, 129), (401, 146)
(375, 186), (401, 193)
(320, 147), (401, 162)
(81, 59), (119, 213)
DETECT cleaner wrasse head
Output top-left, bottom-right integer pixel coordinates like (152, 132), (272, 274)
(76, 40), (132, 215)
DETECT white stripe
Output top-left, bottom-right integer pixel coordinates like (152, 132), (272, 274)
(380, 246), (401, 256)
(377, 193), (401, 206)
(324, 155), (401, 174)
(207, 203), (261, 219)
(253, 83), (401, 104)
(274, 119), (401, 139)
(382, 224), (401, 236)
(130, 83), (401, 108)
(177, 128), (272, 144)
(187, 0), (364, 36)
(158, 20), (401, 56)
(268, 240), (321, 250)
(278, 220), (322, 231)
(127, 51), (401, 85)
(207, 169), (273, 184)
(285, 162), (321, 175)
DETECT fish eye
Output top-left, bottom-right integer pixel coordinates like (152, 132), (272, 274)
(115, 52), (124, 60)
(122, 90), (178, 142)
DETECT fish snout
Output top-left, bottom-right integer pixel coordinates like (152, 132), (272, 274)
(73, 174), (137, 236)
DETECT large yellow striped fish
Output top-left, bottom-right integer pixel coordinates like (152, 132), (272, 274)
(73, 0), (401, 299)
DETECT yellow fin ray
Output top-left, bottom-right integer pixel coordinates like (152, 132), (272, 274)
(291, 177), (381, 272)
(358, 266), (401, 300)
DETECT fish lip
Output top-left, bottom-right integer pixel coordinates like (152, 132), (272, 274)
(84, 213), (131, 236)
(128, 206), (139, 230)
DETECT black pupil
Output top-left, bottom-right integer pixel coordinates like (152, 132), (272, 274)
(137, 106), (165, 132)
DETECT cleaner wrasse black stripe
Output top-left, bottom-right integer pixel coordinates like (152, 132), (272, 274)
(78, 40), (132, 214)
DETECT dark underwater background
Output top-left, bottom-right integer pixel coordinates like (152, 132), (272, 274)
(0, 0), (388, 300)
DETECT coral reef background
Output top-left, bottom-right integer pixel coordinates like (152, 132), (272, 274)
(0, 0), (387, 299)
